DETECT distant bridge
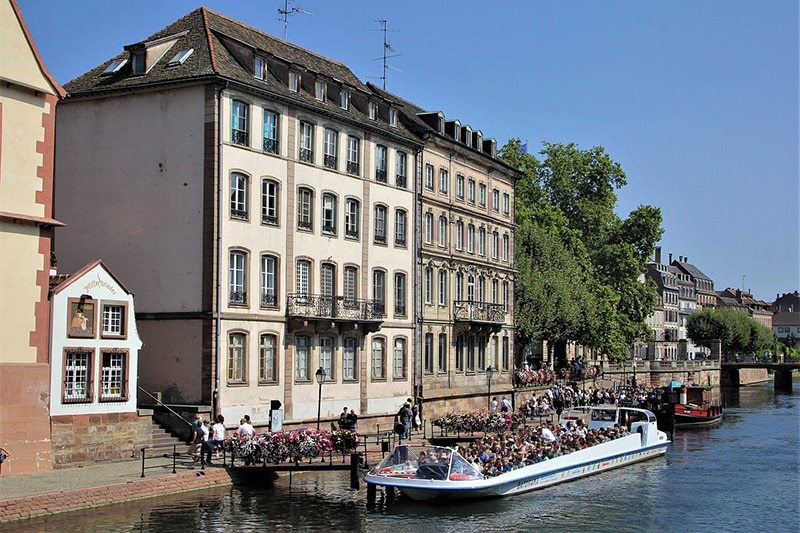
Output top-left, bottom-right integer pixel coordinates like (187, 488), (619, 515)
(720, 361), (798, 390)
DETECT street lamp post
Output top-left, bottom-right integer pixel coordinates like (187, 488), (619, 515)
(486, 366), (495, 410)
(315, 367), (326, 430)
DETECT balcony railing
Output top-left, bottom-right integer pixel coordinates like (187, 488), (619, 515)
(396, 175), (407, 188)
(299, 148), (313, 163)
(232, 130), (248, 146)
(375, 169), (387, 183)
(263, 137), (279, 154)
(453, 300), (506, 323)
(287, 294), (385, 320)
(324, 154), (337, 169)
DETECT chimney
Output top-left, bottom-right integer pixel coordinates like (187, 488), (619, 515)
(669, 253), (673, 264)
(654, 246), (662, 264)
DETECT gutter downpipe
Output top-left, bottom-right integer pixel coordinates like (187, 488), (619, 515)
(413, 145), (423, 405)
(213, 82), (227, 418)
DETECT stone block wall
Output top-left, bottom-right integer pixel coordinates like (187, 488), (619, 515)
(50, 412), (154, 468)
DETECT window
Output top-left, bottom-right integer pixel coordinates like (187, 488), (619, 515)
(346, 136), (360, 175)
(64, 348), (93, 403)
(455, 221), (464, 251)
(229, 250), (247, 304)
(438, 333), (448, 373)
(315, 80), (325, 101)
(478, 335), (487, 370)
(320, 263), (335, 308)
(131, 50), (145, 75)
(340, 89), (350, 110)
(456, 272), (464, 301)
(478, 227), (486, 256)
(439, 169), (449, 194)
(492, 231), (499, 259)
(467, 275), (475, 302)
(101, 303), (125, 338)
(373, 270), (386, 315)
(395, 151), (407, 188)
(395, 209), (407, 247)
(324, 128), (338, 169)
(502, 336), (510, 371)
(344, 266), (358, 305)
(492, 189), (500, 212)
(424, 212), (433, 244)
(492, 279), (499, 305)
(389, 108), (398, 127)
(261, 178), (279, 226)
(502, 234), (509, 262)
(438, 269), (448, 306)
(259, 334), (277, 382)
(345, 198), (360, 238)
(230, 172), (249, 220)
(394, 272), (406, 315)
(479, 183), (487, 207)
(254, 56), (267, 79)
(425, 163), (434, 190)
(424, 267), (433, 304)
(261, 255), (277, 306)
(438, 216), (448, 247)
(503, 281), (509, 311)
(467, 224), (475, 253)
(478, 276), (486, 304)
(371, 146), (387, 184)
(101, 58), (128, 76)
(100, 350), (127, 401)
(231, 100), (249, 146)
(320, 337), (334, 379)
(168, 49), (194, 68)
(424, 333), (434, 373)
(289, 71), (300, 92)
(455, 335), (464, 372)
(393, 338), (407, 379)
(374, 205), (387, 244)
(343, 337), (357, 380)
(466, 335), (475, 371)
(368, 101), (377, 120)
(456, 174), (465, 200)
(227, 332), (246, 383)
(297, 187), (314, 230)
(296, 260), (311, 301)
(322, 193), (337, 235)
(262, 109), (280, 154)
(295, 336), (310, 380)
(299, 121), (314, 163)
(503, 192), (510, 215)
(468, 179), (475, 203)
(372, 337), (385, 380)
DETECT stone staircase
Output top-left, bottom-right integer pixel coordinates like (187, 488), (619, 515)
(149, 420), (190, 456)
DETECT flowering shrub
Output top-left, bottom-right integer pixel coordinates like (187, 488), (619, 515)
(432, 411), (524, 434)
(226, 428), (360, 465)
(514, 367), (556, 387)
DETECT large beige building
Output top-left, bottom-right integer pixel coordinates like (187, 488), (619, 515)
(54, 8), (423, 430)
(370, 86), (520, 418)
(0, 0), (64, 475)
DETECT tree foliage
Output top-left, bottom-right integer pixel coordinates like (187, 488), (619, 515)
(686, 307), (775, 355)
(501, 139), (663, 362)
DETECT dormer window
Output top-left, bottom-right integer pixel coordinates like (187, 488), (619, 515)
(101, 59), (128, 77)
(340, 90), (350, 110)
(254, 56), (267, 80)
(167, 49), (194, 67)
(368, 101), (377, 120)
(315, 81), (325, 101)
(131, 50), (146, 75)
(389, 108), (398, 127)
(289, 71), (300, 92)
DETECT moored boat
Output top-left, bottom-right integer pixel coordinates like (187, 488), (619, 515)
(656, 382), (723, 429)
(364, 405), (669, 501)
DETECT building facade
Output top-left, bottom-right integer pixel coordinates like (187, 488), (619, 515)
(54, 8), (423, 430)
(0, 0), (64, 475)
(370, 86), (520, 418)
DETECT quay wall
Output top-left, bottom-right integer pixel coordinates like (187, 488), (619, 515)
(50, 412), (154, 468)
(0, 467), (235, 524)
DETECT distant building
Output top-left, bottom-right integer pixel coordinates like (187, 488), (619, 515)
(49, 260), (145, 467)
(669, 254), (716, 309)
(0, 0), (64, 475)
(715, 287), (772, 330)
(772, 291), (800, 344)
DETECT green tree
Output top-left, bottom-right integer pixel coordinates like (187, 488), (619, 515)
(501, 140), (663, 363)
(686, 307), (774, 356)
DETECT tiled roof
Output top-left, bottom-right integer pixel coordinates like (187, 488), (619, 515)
(62, 7), (420, 145)
(671, 260), (712, 283)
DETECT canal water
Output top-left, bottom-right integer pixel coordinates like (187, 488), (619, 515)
(4, 380), (797, 533)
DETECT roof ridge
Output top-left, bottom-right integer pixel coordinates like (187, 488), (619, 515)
(200, 7), (218, 74)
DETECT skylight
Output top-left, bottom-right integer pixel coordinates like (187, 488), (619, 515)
(101, 59), (128, 77)
(167, 49), (194, 67)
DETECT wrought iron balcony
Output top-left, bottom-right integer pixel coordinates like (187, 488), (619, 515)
(324, 154), (337, 169)
(232, 130), (248, 146)
(299, 148), (313, 163)
(375, 169), (387, 183)
(263, 137), (279, 154)
(347, 161), (360, 175)
(453, 300), (506, 324)
(287, 293), (385, 321)
(396, 175), (407, 188)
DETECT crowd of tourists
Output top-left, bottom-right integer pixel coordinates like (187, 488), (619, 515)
(455, 419), (629, 477)
(516, 382), (661, 419)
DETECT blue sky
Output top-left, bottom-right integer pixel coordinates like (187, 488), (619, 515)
(17, 0), (799, 301)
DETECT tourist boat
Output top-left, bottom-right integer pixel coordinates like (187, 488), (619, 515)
(656, 382), (723, 429)
(364, 405), (669, 501)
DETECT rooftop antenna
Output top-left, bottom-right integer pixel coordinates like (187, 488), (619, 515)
(278, 0), (312, 41)
(370, 19), (400, 89)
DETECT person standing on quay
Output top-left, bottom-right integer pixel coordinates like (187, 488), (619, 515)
(398, 401), (413, 440)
